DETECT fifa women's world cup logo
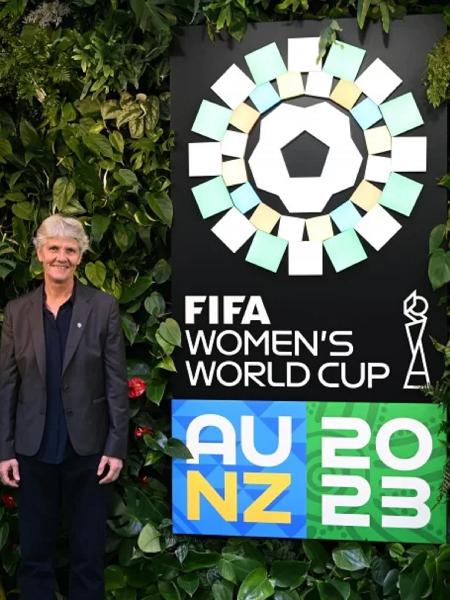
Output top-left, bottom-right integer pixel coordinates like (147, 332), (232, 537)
(188, 38), (426, 275)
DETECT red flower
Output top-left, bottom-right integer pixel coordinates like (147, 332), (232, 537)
(134, 425), (153, 439)
(128, 377), (146, 399)
(1, 494), (17, 509)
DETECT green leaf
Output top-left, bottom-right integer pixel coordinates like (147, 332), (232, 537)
(137, 523), (161, 553)
(11, 201), (33, 220)
(399, 552), (430, 600)
(379, 1), (390, 33)
(104, 565), (127, 591)
(332, 543), (370, 572)
(91, 214), (111, 243)
(329, 581), (350, 600)
(121, 313), (139, 345)
(428, 248), (450, 290)
(83, 133), (114, 158)
(213, 580), (234, 600)
(274, 592), (300, 600)
(302, 541), (331, 574)
(271, 560), (308, 589)
(0, 522), (10, 552)
(158, 581), (181, 600)
(146, 192), (173, 226)
(182, 551), (221, 572)
(237, 567), (274, 600)
(357, 0), (371, 29)
(114, 169), (139, 188)
(0, 139), (12, 160)
(156, 355), (176, 372)
(85, 261), (106, 288)
(109, 131), (125, 154)
(153, 258), (171, 283)
(164, 438), (192, 459)
(19, 119), (40, 148)
(144, 291), (165, 316)
(177, 572), (199, 597)
(157, 318), (181, 347)
(221, 555), (264, 583)
(53, 177), (76, 211)
(120, 275), (153, 304)
(429, 224), (446, 254)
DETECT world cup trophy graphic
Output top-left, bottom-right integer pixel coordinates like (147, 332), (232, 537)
(403, 290), (431, 389)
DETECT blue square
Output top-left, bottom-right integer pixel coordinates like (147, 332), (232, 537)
(231, 183), (261, 214)
(330, 201), (362, 232)
(172, 399), (307, 538)
(249, 83), (280, 113)
(351, 98), (382, 130)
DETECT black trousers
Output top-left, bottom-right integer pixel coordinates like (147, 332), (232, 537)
(17, 453), (112, 600)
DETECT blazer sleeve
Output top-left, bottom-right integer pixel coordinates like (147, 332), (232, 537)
(0, 303), (19, 461)
(103, 298), (129, 459)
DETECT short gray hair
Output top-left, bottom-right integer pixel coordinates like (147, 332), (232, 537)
(33, 214), (89, 256)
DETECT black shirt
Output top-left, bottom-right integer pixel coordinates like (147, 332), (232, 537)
(36, 286), (74, 464)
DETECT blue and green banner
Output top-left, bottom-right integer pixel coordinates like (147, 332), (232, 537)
(172, 399), (446, 543)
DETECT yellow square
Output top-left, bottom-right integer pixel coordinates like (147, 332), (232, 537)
(364, 125), (391, 154)
(351, 180), (382, 211)
(330, 79), (362, 110)
(250, 203), (280, 233)
(229, 103), (260, 133)
(306, 215), (333, 242)
(222, 159), (247, 187)
(276, 72), (304, 100)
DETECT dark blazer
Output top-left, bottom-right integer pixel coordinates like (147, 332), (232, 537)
(0, 282), (129, 461)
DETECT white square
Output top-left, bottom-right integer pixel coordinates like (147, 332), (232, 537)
(288, 37), (322, 72)
(364, 156), (392, 183)
(211, 207), (256, 253)
(355, 204), (401, 251)
(188, 142), (222, 177)
(278, 216), (305, 242)
(305, 71), (334, 98)
(221, 130), (248, 158)
(391, 137), (427, 172)
(364, 126), (392, 155)
(289, 241), (323, 275)
(211, 64), (256, 110)
(355, 59), (402, 105)
(222, 158), (248, 186)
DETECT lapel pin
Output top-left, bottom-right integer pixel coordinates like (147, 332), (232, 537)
(77, 322), (82, 328)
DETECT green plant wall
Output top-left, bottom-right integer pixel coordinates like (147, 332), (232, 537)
(0, 1), (449, 599)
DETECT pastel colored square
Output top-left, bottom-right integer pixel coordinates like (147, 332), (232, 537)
(306, 215), (333, 242)
(188, 142), (222, 177)
(330, 201), (362, 232)
(211, 207), (256, 253)
(191, 176), (233, 219)
(391, 137), (427, 172)
(351, 98), (382, 130)
(278, 216), (305, 242)
(211, 64), (256, 109)
(249, 82), (280, 113)
(229, 103), (260, 133)
(330, 79), (362, 110)
(355, 204), (401, 251)
(250, 203), (280, 233)
(222, 159), (247, 186)
(380, 93), (424, 137)
(231, 182), (261, 214)
(246, 230), (288, 273)
(221, 130), (248, 158)
(276, 72), (304, 99)
(191, 100), (232, 141)
(364, 125), (391, 154)
(351, 180), (382, 211)
(379, 172), (423, 216)
(364, 156), (392, 183)
(305, 72), (333, 98)
(288, 37), (322, 72)
(245, 42), (287, 85)
(289, 241), (323, 275)
(323, 41), (366, 81)
(324, 229), (367, 272)
(355, 58), (402, 105)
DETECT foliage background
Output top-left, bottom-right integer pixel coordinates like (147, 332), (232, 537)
(0, 0), (449, 599)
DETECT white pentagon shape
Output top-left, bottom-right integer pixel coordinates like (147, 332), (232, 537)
(249, 101), (362, 213)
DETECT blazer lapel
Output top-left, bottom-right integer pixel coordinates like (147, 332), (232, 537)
(28, 285), (46, 383)
(62, 283), (93, 376)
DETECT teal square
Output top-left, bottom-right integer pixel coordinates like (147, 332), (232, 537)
(246, 231), (288, 273)
(249, 83), (280, 113)
(330, 201), (362, 232)
(191, 177), (233, 219)
(323, 41), (366, 81)
(245, 42), (287, 85)
(351, 98), (382, 129)
(380, 92), (424, 136)
(192, 100), (232, 141)
(231, 183), (261, 213)
(379, 172), (423, 217)
(324, 229), (367, 272)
